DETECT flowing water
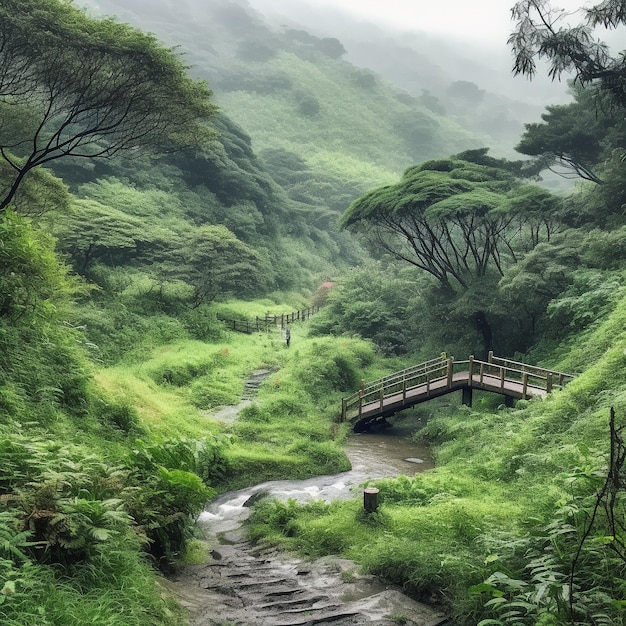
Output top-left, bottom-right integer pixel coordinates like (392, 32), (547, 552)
(167, 374), (447, 625)
(199, 420), (434, 535)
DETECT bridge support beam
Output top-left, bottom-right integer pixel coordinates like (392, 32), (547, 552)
(461, 387), (472, 407)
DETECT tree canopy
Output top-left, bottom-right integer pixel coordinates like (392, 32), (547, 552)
(0, 0), (217, 210)
(340, 152), (562, 293)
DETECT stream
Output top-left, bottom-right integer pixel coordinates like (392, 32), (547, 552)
(198, 423), (435, 536)
(167, 371), (448, 626)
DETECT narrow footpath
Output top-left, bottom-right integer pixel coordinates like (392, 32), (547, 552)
(169, 530), (447, 626)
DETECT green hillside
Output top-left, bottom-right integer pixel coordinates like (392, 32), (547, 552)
(84, 0), (483, 199)
(2, 0), (626, 625)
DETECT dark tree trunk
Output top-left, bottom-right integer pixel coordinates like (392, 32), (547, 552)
(471, 310), (493, 357)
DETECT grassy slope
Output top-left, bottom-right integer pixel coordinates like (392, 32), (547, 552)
(95, 317), (384, 487)
(246, 290), (626, 622)
(86, 0), (484, 189)
(214, 50), (482, 187)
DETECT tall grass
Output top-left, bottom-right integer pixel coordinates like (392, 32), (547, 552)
(246, 290), (626, 624)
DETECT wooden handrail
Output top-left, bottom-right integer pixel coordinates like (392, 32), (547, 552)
(341, 354), (575, 422)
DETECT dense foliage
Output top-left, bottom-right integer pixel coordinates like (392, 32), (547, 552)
(2, 0), (626, 625)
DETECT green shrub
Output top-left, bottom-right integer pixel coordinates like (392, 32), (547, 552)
(287, 440), (350, 474)
(95, 396), (143, 434)
(180, 305), (225, 341)
(238, 403), (271, 423)
(189, 379), (238, 409)
(293, 339), (361, 399)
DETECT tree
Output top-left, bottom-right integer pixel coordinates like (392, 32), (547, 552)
(165, 225), (270, 307)
(340, 153), (559, 293)
(509, 0), (626, 107)
(515, 84), (625, 183)
(52, 198), (173, 277)
(0, 0), (216, 211)
(340, 152), (563, 354)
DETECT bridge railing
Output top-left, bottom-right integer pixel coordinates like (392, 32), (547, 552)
(341, 354), (575, 422)
(342, 356), (450, 422)
(487, 353), (573, 390)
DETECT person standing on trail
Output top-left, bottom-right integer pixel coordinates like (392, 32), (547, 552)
(285, 325), (291, 347)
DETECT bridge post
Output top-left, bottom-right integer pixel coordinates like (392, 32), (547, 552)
(446, 357), (454, 388)
(488, 350), (494, 363)
(341, 398), (346, 422)
(547, 372), (553, 393)
(358, 388), (363, 418)
(468, 355), (474, 382)
(522, 372), (528, 399)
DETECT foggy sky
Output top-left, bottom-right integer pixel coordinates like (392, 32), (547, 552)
(324, 0), (585, 41)
(250, 0), (586, 43)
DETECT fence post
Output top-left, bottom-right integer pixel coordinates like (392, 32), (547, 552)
(446, 357), (454, 388)
(341, 398), (346, 422)
(488, 350), (494, 363)
(546, 372), (553, 393)
(358, 387), (363, 418)
(468, 355), (474, 383)
(522, 372), (528, 399)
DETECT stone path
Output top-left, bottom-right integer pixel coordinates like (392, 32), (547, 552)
(211, 369), (274, 425)
(168, 528), (448, 626)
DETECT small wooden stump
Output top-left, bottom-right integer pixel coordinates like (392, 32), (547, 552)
(363, 487), (379, 513)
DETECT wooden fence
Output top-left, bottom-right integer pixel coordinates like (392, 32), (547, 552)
(218, 305), (322, 334)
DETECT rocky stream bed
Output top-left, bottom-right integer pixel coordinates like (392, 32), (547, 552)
(165, 369), (449, 626)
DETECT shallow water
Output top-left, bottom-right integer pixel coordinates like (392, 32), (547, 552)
(198, 418), (433, 536)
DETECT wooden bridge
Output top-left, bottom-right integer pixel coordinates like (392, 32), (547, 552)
(341, 353), (575, 432)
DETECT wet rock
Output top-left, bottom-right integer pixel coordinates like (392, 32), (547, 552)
(167, 537), (448, 625)
(243, 490), (270, 507)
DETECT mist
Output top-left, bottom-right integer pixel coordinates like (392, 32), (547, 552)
(246, 0), (574, 107)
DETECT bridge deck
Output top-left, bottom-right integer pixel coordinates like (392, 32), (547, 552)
(356, 372), (546, 423)
(342, 353), (573, 432)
